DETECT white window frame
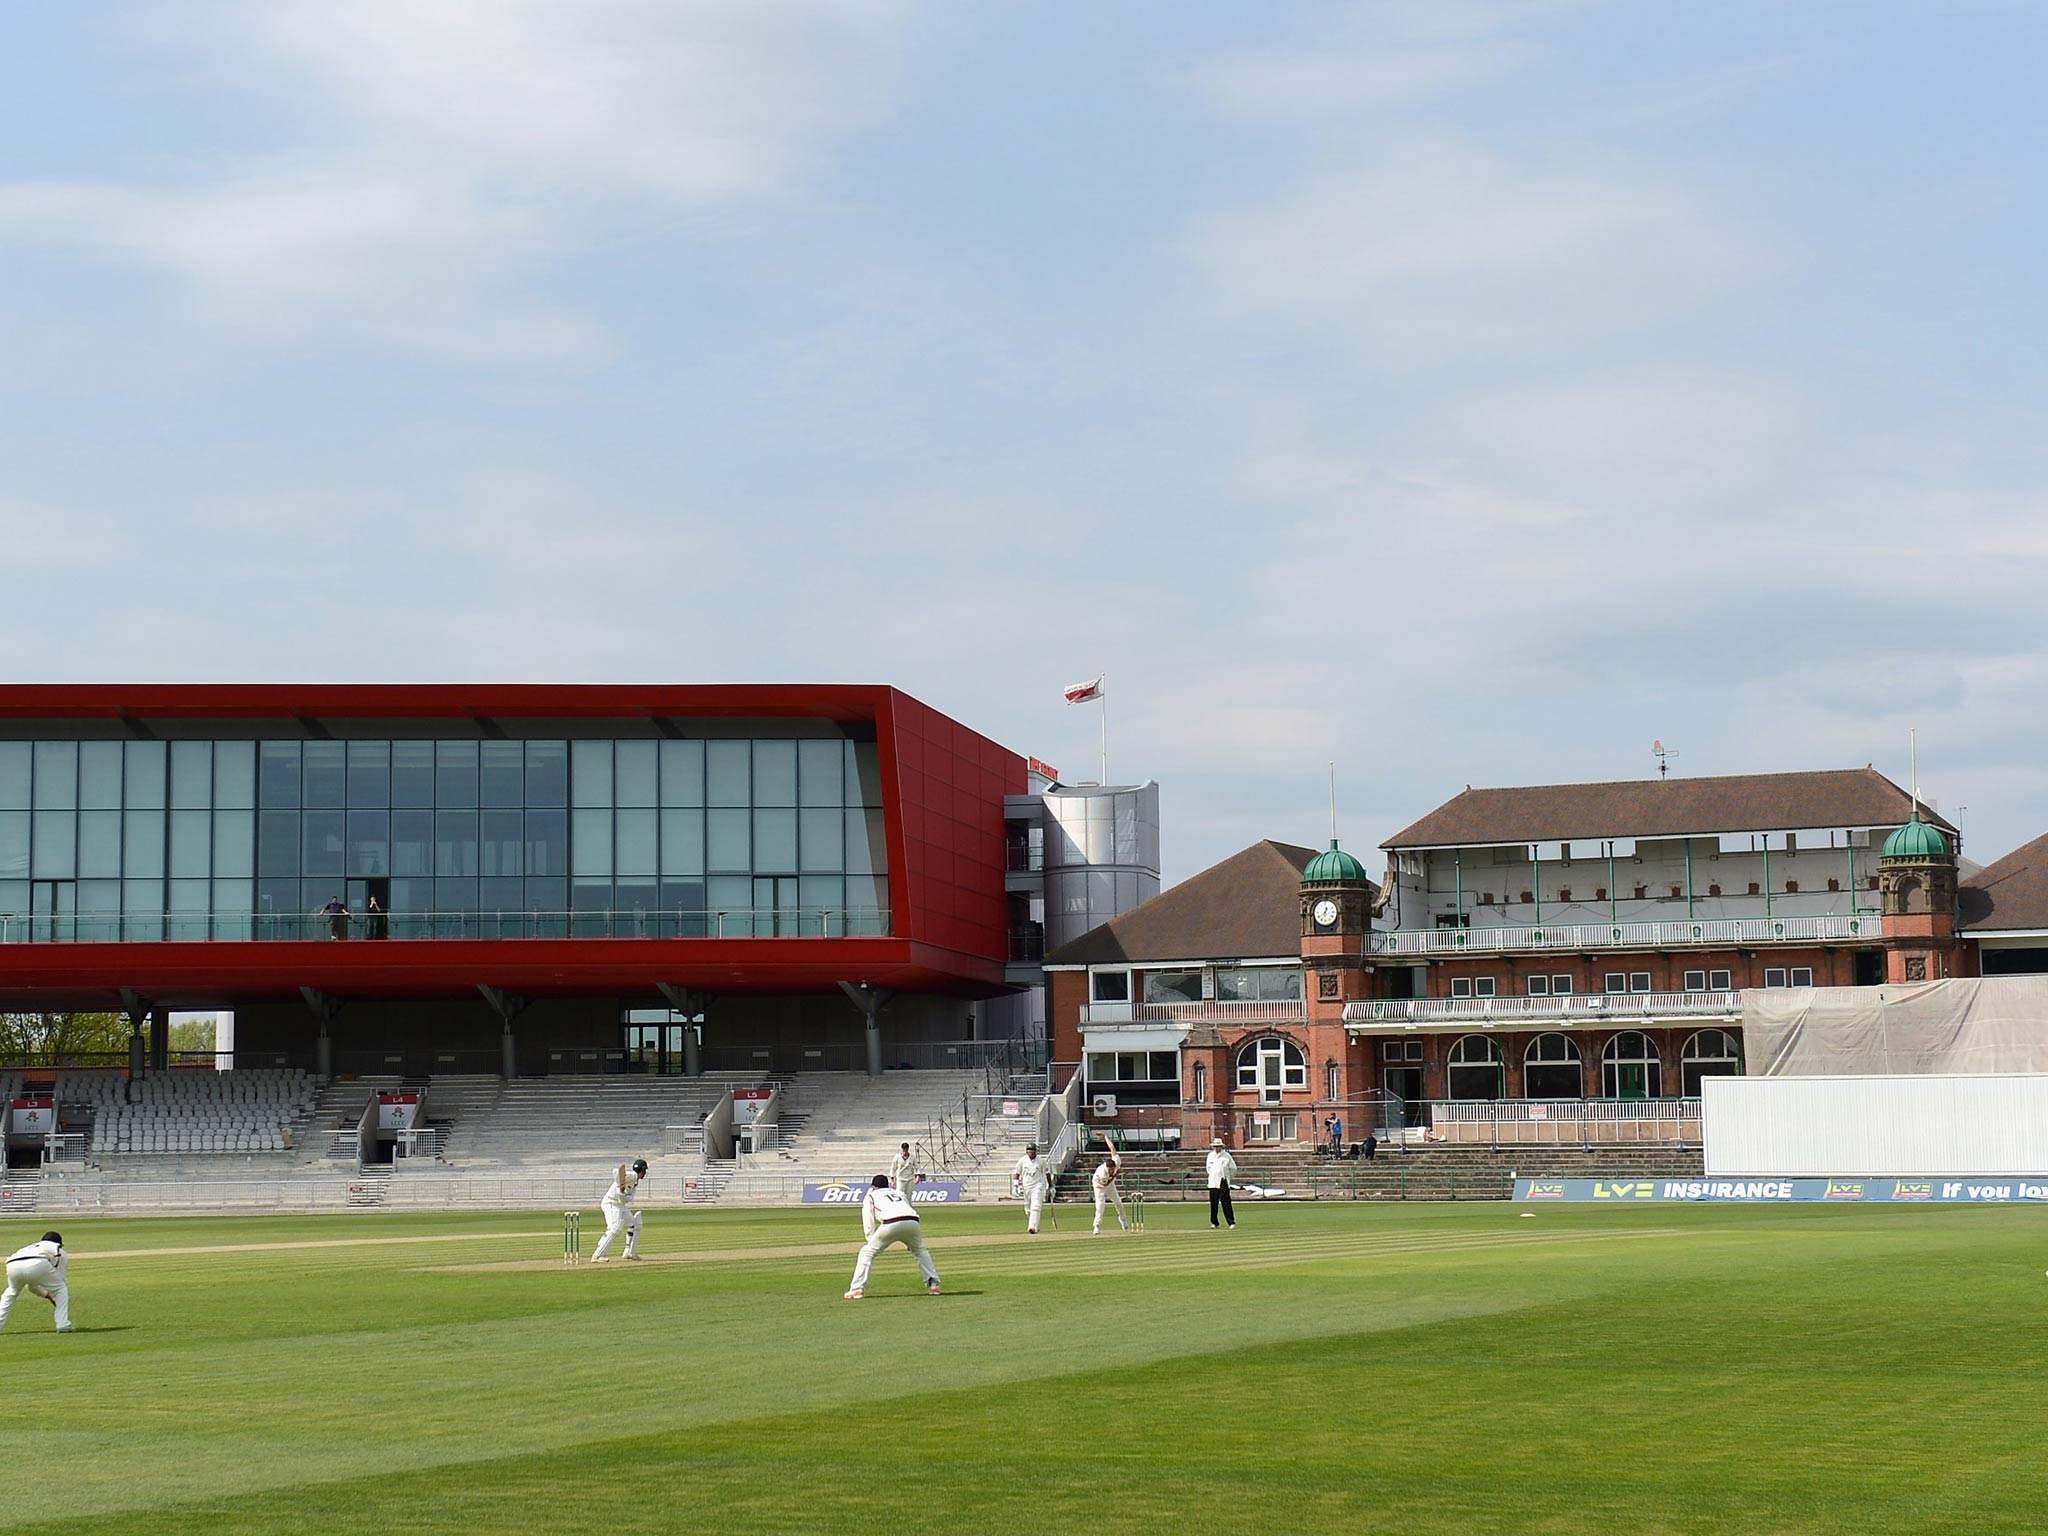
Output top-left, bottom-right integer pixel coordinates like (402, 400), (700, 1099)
(1764, 967), (1788, 988)
(1473, 976), (1497, 998)
(1604, 972), (1627, 994)
(1790, 966), (1814, 987)
(1683, 970), (1707, 993)
(1709, 968), (1732, 991)
(1527, 974), (1550, 997)
(1090, 969), (1130, 1003)
(1551, 975), (1573, 995)
(1450, 977), (1473, 999)
(1629, 972), (1652, 993)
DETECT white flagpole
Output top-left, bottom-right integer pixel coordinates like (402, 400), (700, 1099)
(1099, 675), (1109, 785)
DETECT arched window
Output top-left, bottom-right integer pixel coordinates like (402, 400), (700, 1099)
(1681, 1029), (1741, 1096)
(1601, 1031), (1663, 1100)
(1446, 1034), (1503, 1101)
(1235, 1036), (1307, 1099)
(1897, 876), (1926, 915)
(1191, 1061), (1207, 1102)
(1523, 1032), (1583, 1100)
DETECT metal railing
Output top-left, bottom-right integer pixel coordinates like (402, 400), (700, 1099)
(1345, 990), (1741, 1026)
(1367, 912), (1882, 955)
(0, 905), (892, 944)
(1420, 1096), (1702, 1148)
(1079, 999), (1308, 1026)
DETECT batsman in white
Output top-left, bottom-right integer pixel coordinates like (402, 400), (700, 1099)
(1012, 1142), (1050, 1234)
(590, 1157), (648, 1262)
(845, 1174), (941, 1299)
(0, 1231), (73, 1333)
(1091, 1134), (1129, 1234)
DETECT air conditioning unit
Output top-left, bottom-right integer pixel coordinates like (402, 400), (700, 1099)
(1091, 1094), (1118, 1117)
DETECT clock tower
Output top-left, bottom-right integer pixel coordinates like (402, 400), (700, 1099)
(1299, 839), (1375, 1107)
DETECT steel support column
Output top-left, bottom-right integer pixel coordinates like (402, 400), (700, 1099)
(837, 981), (895, 1078)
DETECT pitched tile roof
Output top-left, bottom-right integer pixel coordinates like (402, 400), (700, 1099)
(1959, 831), (2048, 931)
(1047, 840), (1357, 966)
(1382, 768), (1953, 850)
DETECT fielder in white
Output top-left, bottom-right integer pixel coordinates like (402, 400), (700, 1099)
(845, 1175), (941, 1299)
(1012, 1142), (1050, 1234)
(1091, 1136), (1129, 1234)
(888, 1141), (919, 1192)
(590, 1158), (648, 1262)
(0, 1231), (72, 1333)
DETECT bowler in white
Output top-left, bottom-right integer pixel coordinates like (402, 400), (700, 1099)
(1012, 1143), (1050, 1233)
(0, 1231), (72, 1333)
(845, 1175), (941, 1298)
(591, 1158), (648, 1262)
(888, 1142), (919, 1192)
(1091, 1152), (1128, 1234)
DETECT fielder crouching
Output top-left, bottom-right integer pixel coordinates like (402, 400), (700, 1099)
(0, 1231), (73, 1333)
(845, 1174), (940, 1299)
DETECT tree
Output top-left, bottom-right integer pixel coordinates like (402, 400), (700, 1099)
(169, 1015), (216, 1056)
(0, 1011), (132, 1067)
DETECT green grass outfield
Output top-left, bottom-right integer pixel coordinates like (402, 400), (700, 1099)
(3, 1200), (2045, 1534)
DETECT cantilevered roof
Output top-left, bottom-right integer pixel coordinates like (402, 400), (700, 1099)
(1383, 768), (1952, 850)
(1048, 840), (1356, 966)
(1960, 831), (2048, 932)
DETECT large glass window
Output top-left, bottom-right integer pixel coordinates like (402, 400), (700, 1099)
(615, 742), (658, 808)
(392, 742), (434, 807)
(1681, 1029), (1742, 1096)
(214, 742), (256, 808)
(1601, 1031), (1663, 1100)
(1523, 1033), (1583, 1099)
(1447, 1035), (1504, 1100)
(79, 742), (123, 809)
(348, 741), (390, 807)
(1215, 967), (1304, 1003)
(258, 742), (299, 808)
(303, 742), (345, 808)
(171, 742), (212, 809)
(707, 741), (750, 807)
(480, 741), (524, 807)
(0, 743), (29, 809)
(1, 730), (887, 937)
(1143, 969), (1203, 1005)
(1234, 1036), (1308, 1093)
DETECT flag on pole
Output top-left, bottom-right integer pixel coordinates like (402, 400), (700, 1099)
(1063, 676), (1105, 705)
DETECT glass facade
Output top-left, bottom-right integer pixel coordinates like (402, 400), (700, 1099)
(0, 735), (888, 941)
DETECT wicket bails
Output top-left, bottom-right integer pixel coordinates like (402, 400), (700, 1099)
(563, 1209), (582, 1263)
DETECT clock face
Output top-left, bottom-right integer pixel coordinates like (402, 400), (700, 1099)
(1312, 899), (1339, 928)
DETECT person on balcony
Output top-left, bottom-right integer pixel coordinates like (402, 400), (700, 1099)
(365, 895), (389, 940)
(321, 895), (350, 940)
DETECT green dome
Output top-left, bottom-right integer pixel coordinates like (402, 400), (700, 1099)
(1302, 839), (1370, 885)
(1882, 817), (1950, 859)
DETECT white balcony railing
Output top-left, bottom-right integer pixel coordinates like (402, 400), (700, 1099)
(1344, 990), (1741, 1027)
(1079, 999), (1307, 1028)
(1367, 912), (1882, 957)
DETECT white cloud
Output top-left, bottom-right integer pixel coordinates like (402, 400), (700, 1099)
(0, 1), (910, 359)
(1190, 139), (1776, 356)
(240, 0), (906, 200)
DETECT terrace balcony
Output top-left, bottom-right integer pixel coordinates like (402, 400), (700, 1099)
(1079, 999), (1309, 1029)
(1365, 912), (1882, 957)
(1343, 990), (1741, 1032)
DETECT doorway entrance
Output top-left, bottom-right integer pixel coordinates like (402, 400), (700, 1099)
(1383, 1067), (1424, 1128)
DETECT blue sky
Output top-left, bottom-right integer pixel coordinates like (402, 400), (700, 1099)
(2, 1), (2044, 882)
